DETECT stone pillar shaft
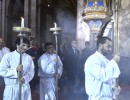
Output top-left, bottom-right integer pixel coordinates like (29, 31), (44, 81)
(1, 0), (6, 38)
(0, 1), (2, 36)
(24, 0), (30, 28)
(31, 0), (36, 37)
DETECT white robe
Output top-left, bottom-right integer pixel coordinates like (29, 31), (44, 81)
(84, 51), (120, 100)
(0, 47), (10, 85)
(38, 53), (63, 100)
(0, 47), (10, 62)
(0, 50), (35, 100)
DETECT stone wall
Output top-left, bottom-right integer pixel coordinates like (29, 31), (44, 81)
(77, 0), (95, 53)
(119, 1), (130, 57)
(116, 1), (130, 85)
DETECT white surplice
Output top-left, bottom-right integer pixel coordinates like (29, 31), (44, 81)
(38, 53), (63, 100)
(0, 50), (35, 100)
(0, 47), (10, 62)
(84, 51), (120, 100)
(0, 47), (10, 85)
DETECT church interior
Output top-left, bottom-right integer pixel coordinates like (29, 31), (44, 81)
(0, 0), (130, 100)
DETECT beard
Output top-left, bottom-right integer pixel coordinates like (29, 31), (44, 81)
(101, 48), (112, 57)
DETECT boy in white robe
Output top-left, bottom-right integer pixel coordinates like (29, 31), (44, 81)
(0, 37), (35, 100)
(38, 42), (63, 100)
(84, 37), (121, 100)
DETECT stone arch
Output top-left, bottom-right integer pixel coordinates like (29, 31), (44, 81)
(7, 0), (16, 16)
(6, 0), (24, 51)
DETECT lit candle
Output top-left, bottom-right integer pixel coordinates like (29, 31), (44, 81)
(21, 17), (24, 27)
(54, 22), (57, 28)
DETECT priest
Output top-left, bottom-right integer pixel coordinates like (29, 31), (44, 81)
(84, 37), (121, 100)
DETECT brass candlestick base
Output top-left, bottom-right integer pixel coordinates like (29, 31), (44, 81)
(13, 26), (31, 33)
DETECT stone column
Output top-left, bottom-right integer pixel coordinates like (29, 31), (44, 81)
(24, 0), (30, 28)
(77, 0), (91, 52)
(0, 0), (2, 36)
(24, 0), (31, 38)
(37, 0), (41, 45)
(31, 0), (36, 37)
(1, 0), (6, 38)
(45, 14), (52, 42)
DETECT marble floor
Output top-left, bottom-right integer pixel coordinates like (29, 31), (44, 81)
(0, 83), (130, 100)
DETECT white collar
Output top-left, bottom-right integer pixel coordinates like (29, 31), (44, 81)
(95, 51), (106, 59)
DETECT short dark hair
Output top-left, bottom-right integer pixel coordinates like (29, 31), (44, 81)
(15, 37), (29, 45)
(85, 41), (90, 45)
(97, 37), (111, 49)
(71, 39), (77, 43)
(44, 42), (53, 49)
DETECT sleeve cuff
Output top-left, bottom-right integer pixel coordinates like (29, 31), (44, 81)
(11, 68), (18, 78)
(52, 61), (56, 65)
(109, 59), (121, 78)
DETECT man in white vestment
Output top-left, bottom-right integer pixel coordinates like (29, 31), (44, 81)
(0, 37), (35, 100)
(38, 42), (63, 100)
(84, 37), (121, 100)
(0, 37), (10, 86)
(0, 37), (10, 62)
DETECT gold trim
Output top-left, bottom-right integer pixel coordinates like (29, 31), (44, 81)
(13, 26), (31, 32)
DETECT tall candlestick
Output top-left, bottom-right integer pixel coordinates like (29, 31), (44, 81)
(115, 0), (119, 100)
(21, 17), (24, 28)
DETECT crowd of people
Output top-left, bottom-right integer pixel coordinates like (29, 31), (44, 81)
(0, 36), (121, 100)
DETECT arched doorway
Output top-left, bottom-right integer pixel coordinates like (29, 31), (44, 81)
(6, 0), (24, 50)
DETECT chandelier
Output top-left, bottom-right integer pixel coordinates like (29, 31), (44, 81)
(82, 0), (112, 36)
